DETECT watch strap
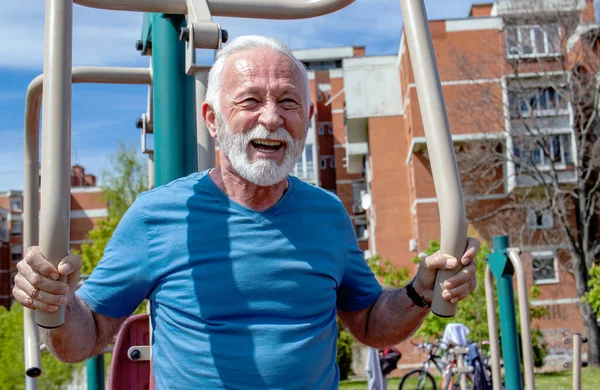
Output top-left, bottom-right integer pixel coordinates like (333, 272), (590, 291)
(406, 280), (431, 308)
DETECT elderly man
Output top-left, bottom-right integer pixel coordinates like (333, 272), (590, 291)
(13, 35), (478, 389)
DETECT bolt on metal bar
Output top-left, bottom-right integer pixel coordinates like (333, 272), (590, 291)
(398, 0), (467, 317)
(24, 66), (152, 376)
(73, 0), (354, 19)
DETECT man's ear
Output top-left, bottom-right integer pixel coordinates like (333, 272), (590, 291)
(308, 102), (315, 122)
(202, 101), (218, 139)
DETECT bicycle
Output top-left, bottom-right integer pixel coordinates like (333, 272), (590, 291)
(441, 342), (495, 390)
(398, 340), (448, 390)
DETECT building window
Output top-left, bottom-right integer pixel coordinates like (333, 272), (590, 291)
(11, 221), (22, 237)
(506, 25), (561, 59)
(328, 124), (334, 135)
(527, 209), (553, 230)
(531, 251), (559, 284)
(509, 87), (568, 119)
(293, 144), (316, 182)
(11, 253), (22, 262)
(513, 133), (574, 171)
(317, 93), (323, 102)
(320, 157), (327, 169)
(330, 158), (336, 168)
(318, 123), (325, 135)
(10, 198), (22, 212)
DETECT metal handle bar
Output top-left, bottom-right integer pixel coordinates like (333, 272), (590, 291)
(399, 0), (467, 317)
(25, 66), (152, 373)
(74, 0), (354, 19)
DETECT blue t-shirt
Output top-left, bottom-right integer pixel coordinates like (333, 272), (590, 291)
(77, 171), (382, 389)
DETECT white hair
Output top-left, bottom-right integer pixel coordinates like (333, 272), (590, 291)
(205, 35), (311, 113)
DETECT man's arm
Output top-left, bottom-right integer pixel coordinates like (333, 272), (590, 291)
(340, 238), (479, 348)
(41, 296), (126, 363)
(338, 287), (429, 349)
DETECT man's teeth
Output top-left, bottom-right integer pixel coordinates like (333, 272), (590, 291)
(253, 140), (282, 146)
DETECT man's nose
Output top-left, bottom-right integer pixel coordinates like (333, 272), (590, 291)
(258, 102), (284, 131)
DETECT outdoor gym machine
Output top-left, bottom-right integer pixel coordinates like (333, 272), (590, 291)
(25, 0), (470, 384)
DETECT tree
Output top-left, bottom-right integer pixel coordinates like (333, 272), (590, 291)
(437, 0), (600, 365)
(77, 143), (148, 274)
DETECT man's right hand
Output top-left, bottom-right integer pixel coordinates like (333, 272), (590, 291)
(12, 247), (82, 312)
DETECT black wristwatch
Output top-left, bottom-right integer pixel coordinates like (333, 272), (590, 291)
(406, 279), (431, 309)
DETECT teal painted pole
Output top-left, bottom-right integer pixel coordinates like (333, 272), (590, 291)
(152, 13), (198, 187)
(86, 355), (104, 390)
(488, 235), (523, 390)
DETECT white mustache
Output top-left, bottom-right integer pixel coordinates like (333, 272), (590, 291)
(244, 125), (293, 144)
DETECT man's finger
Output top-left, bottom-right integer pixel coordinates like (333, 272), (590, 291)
(15, 269), (70, 296)
(24, 246), (60, 281)
(443, 263), (476, 290)
(14, 273), (69, 306)
(58, 254), (82, 276)
(425, 252), (459, 271)
(446, 277), (477, 304)
(460, 238), (481, 266)
(12, 286), (36, 310)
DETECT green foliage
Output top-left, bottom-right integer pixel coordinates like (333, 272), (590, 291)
(0, 303), (81, 390)
(76, 143), (148, 275)
(585, 265), (600, 315)
(337, 319), (354, 380)
(367, 255), (411, 288)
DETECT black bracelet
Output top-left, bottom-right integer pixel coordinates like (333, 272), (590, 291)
(406, 280), (431, 308)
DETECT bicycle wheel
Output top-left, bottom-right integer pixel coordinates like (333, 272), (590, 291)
(398, 369), (436, 390)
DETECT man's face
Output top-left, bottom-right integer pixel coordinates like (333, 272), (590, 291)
(214, 49), (312, 187)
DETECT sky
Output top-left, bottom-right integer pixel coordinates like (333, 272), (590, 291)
(0, 0), (490, 191)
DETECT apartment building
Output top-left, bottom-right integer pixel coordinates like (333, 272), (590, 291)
(0, 165), (107, 309)
(338, 0), (598, 364)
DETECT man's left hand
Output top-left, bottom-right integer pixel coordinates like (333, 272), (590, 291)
(413, 238), (480, 305)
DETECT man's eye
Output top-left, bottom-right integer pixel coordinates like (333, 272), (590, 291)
(240, 98), (260, 107)
(281, 99), (299, 107)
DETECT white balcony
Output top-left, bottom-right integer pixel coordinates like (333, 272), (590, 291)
(345, 118), (369, 174)
(495, 0), (586, 16)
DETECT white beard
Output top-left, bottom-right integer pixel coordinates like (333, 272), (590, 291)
(216, 114), (306, 187)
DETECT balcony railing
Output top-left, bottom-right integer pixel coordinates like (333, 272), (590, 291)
(496, 0), (586, 15)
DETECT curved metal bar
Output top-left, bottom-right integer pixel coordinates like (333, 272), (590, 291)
(507, 249), (536, 390)
(23, 74), (44, 382)
(399, 0), (467, 317)
(23, 66), (152, 376)
(484, 266), (502, 390)
(73, 0), (354, 19)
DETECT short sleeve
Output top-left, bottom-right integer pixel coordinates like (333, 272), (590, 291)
(336, 209), (382, 312)
(76, 199), (152, 318)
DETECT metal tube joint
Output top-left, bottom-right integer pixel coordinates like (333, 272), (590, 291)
(180, 0), (228, 74)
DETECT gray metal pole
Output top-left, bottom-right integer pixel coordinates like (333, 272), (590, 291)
(24, 66), (152, 375)
(485, 266), (502, 390)
(508, 249), (536, 390)
(37, 0), (74, 329)
(73, 0), (355, 19)
(195, 69), (215, 171)
(573, 333), (582, 390)
(398, 0), (467, 317)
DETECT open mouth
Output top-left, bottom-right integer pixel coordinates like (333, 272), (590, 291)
(250, 139), (285, 153)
